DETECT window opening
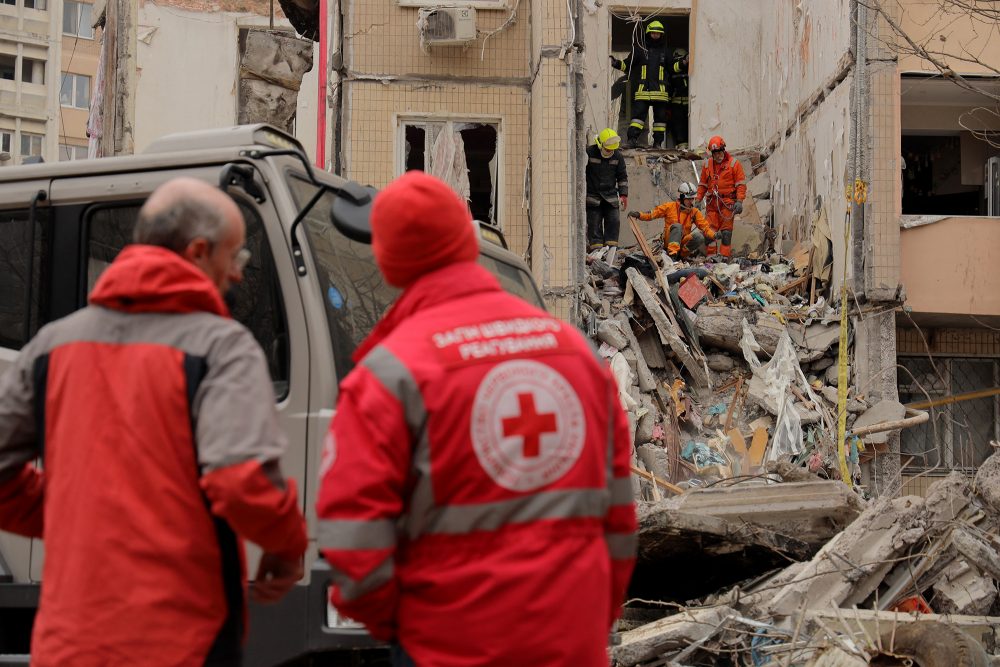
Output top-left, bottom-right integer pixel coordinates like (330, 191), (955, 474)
(84, 199), (291, 397)
(63, 1), (94, 39)
(19, 133), (43, 160)
(21, 57), (44, 85)
(401, 120), (499, 225)
(609, 12), (689, 148)
(902, 135), (986, 215)
(59, 144), (88, 161)
(60, 72), (90, 109)
(25, 0), (47, 9)
(1, 131), (11, 153)
(0, 55), (16, 81)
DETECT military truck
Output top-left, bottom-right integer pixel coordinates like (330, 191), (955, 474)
(0, 125), (544, 665)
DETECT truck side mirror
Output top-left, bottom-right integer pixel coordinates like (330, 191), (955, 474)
(329, 184), (377, 244)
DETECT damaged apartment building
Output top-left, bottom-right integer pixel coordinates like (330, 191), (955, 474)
(87, 0), (1000, 498)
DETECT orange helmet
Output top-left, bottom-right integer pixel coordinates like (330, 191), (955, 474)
(708, 136), (726, 152)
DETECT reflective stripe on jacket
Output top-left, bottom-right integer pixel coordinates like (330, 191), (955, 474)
(317, 262), (637, 666)
(615, 46), (671, 102)
(0, 245), (307, 667)
(696, 152), (747, 204)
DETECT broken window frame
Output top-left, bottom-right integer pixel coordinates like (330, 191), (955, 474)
(897, 355), (999, 472)
(396, 115), (502, 228)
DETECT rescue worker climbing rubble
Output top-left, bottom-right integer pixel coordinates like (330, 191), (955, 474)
(696, 135), (747, 258)
(628, 181), (714, 259)
(316, 171), (637, 667)
(611, 20), (671, 148)
(0, 178), (308, 666)
(586, 127), (629, 251)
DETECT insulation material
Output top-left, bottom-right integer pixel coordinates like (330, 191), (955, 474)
(611, 351), (638, 412)
(428, 122), (472, 204)
(740, 320), (804, 461)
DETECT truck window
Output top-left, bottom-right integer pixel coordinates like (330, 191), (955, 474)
(478, 253), (545, 309)
(0, 209), (50, 350)
(85, 201), (292, 398)
(286, 175), (399, 382)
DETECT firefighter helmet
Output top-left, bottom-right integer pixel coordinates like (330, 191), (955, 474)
(595, 128), (621, 151)
(673, 47), (688, 60)
(708, 135), (726, 152)
(645, 20), (665, 35)
(677, 181), (697, 200)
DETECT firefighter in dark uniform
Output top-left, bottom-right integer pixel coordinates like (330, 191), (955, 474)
(669, 47), (689, 150)
(611, 20), (670, 149)
(586, 128), (628, 251)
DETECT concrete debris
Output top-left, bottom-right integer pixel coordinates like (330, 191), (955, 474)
(597, 319), (628, 350)
(748, 170), (772, 199)
(614, 459), (1000, 665)
(238, 29), (314, 133)
(850, 399), (906, 446)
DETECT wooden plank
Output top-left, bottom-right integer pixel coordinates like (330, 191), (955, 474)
(723, 376), (744, 432)
(625, 267), (710, 390)
(630, 464), (683, 495)
(777, 273), (810, 295)
(748, 427), (768, 467)
(728, 429), (747, 454)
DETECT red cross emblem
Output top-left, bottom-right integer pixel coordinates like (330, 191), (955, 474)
(502, 392), (558, 458)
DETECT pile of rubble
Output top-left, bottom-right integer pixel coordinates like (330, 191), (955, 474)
(614, 455), (1000, 666)
(581, 215), (920, 497)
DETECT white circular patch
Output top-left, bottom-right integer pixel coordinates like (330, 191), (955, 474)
(470, 360), (585, 492)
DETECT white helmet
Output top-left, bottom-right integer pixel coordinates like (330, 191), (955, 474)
(677, 181), (697, 200)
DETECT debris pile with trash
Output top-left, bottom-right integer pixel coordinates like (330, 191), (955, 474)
(613, 454), (1000, 665)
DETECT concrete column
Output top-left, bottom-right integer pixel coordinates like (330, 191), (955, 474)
(529, 0), (581, 322)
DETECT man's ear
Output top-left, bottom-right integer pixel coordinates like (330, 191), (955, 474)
(183, 237), (212, 264)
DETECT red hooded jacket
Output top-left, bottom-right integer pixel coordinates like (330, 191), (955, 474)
(316, 261), (636, 666)
(0, 245), (307, 666)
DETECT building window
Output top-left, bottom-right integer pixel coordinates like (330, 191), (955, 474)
(399, 119), (500, 226)
(60, 72), (90, 109)
(59, 143), (87, 161)
(0, 54), (14, 81)
(20, 132), (42, 159)
(1, 131), (11, 153)
(63, 1), (94, 39)
(0, 0), (14, 6)
(21, 57), (44, 85)
(24, 0), (47, 9)
(897, 356), (998, 470)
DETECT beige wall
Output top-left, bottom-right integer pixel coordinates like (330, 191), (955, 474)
(899, 0), (1000, 75)
(900, 217), (1000, 318)
(133, 2), (318, 157)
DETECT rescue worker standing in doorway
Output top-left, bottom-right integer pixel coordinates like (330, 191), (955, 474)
(611, 20), (671, 148)
(316, 171), (637, 667)
(628, 181), (714, 259)
(586, 127), (629, 251)
(696, 135), (747, 258)
(669, 48), (689, 150)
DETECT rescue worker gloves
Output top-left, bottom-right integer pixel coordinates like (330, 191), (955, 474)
(370, 171), (479, 288)
(733, 201), (743, 214)
(620, 195), (628, 209)
(627, 210), (640, 219)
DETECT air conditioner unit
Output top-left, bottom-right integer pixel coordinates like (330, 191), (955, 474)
(419, 7), (477, 46)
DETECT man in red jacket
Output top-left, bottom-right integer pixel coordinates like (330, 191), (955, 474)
(0, 178), (308, 666)
(316, 171), (637, 666)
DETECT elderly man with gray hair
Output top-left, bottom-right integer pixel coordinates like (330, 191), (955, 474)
(0, 178), (307, 666)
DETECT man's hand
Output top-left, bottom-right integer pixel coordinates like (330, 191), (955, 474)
(627, 210), (641, 219)
(733, 200), (744, 214)
(252, 552), (304, 604)
(620, 195), (628, 209)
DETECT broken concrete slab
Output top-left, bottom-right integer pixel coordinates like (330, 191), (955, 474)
(974, 450), (1000, 515)
(851, 399), (906, 445)
(932, 560), (998, 615)
(637, 443), (672, 482)
(656, 480), (864, 547)
(707, 353), (735, 372)
(695, 304), (786, 357)
(755, 198), (773, 224)
(731, 221), (766, 256)
(613, 605), (736, 666)
(239, 29), (314, 133)
(825, 363), (839, 386)
(748, 170), (772, 199)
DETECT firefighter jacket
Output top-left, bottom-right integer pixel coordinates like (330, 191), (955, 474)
(613, 44), (671, 102)
(639, 201), (714, 241)
(670, 56), (689, 103)
(586, 144), (629, 206)
(316, 261), (637, 667)
(0, 245), (307, 667)
(696, 152), (747, 204)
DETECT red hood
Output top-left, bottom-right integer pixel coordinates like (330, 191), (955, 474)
(89, 244), (230, 317)
(353, 261), (500, 362)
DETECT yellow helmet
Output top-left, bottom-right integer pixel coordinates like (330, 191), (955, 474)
(596, 128), (621, 151)
(646, 20), (665, 35)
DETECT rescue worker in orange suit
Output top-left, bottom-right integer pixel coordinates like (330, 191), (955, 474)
(696, 135), (747, 258)
(586, 127), (629, 251)
(628, 181), (714, 259)
(611, 20), (671, 148)
(0, 178), (308, 666)
(668, 48), (689, 150)
(316, 171), (637, 667)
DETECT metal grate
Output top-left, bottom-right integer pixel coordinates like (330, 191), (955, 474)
(897, 356), (998, 471)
